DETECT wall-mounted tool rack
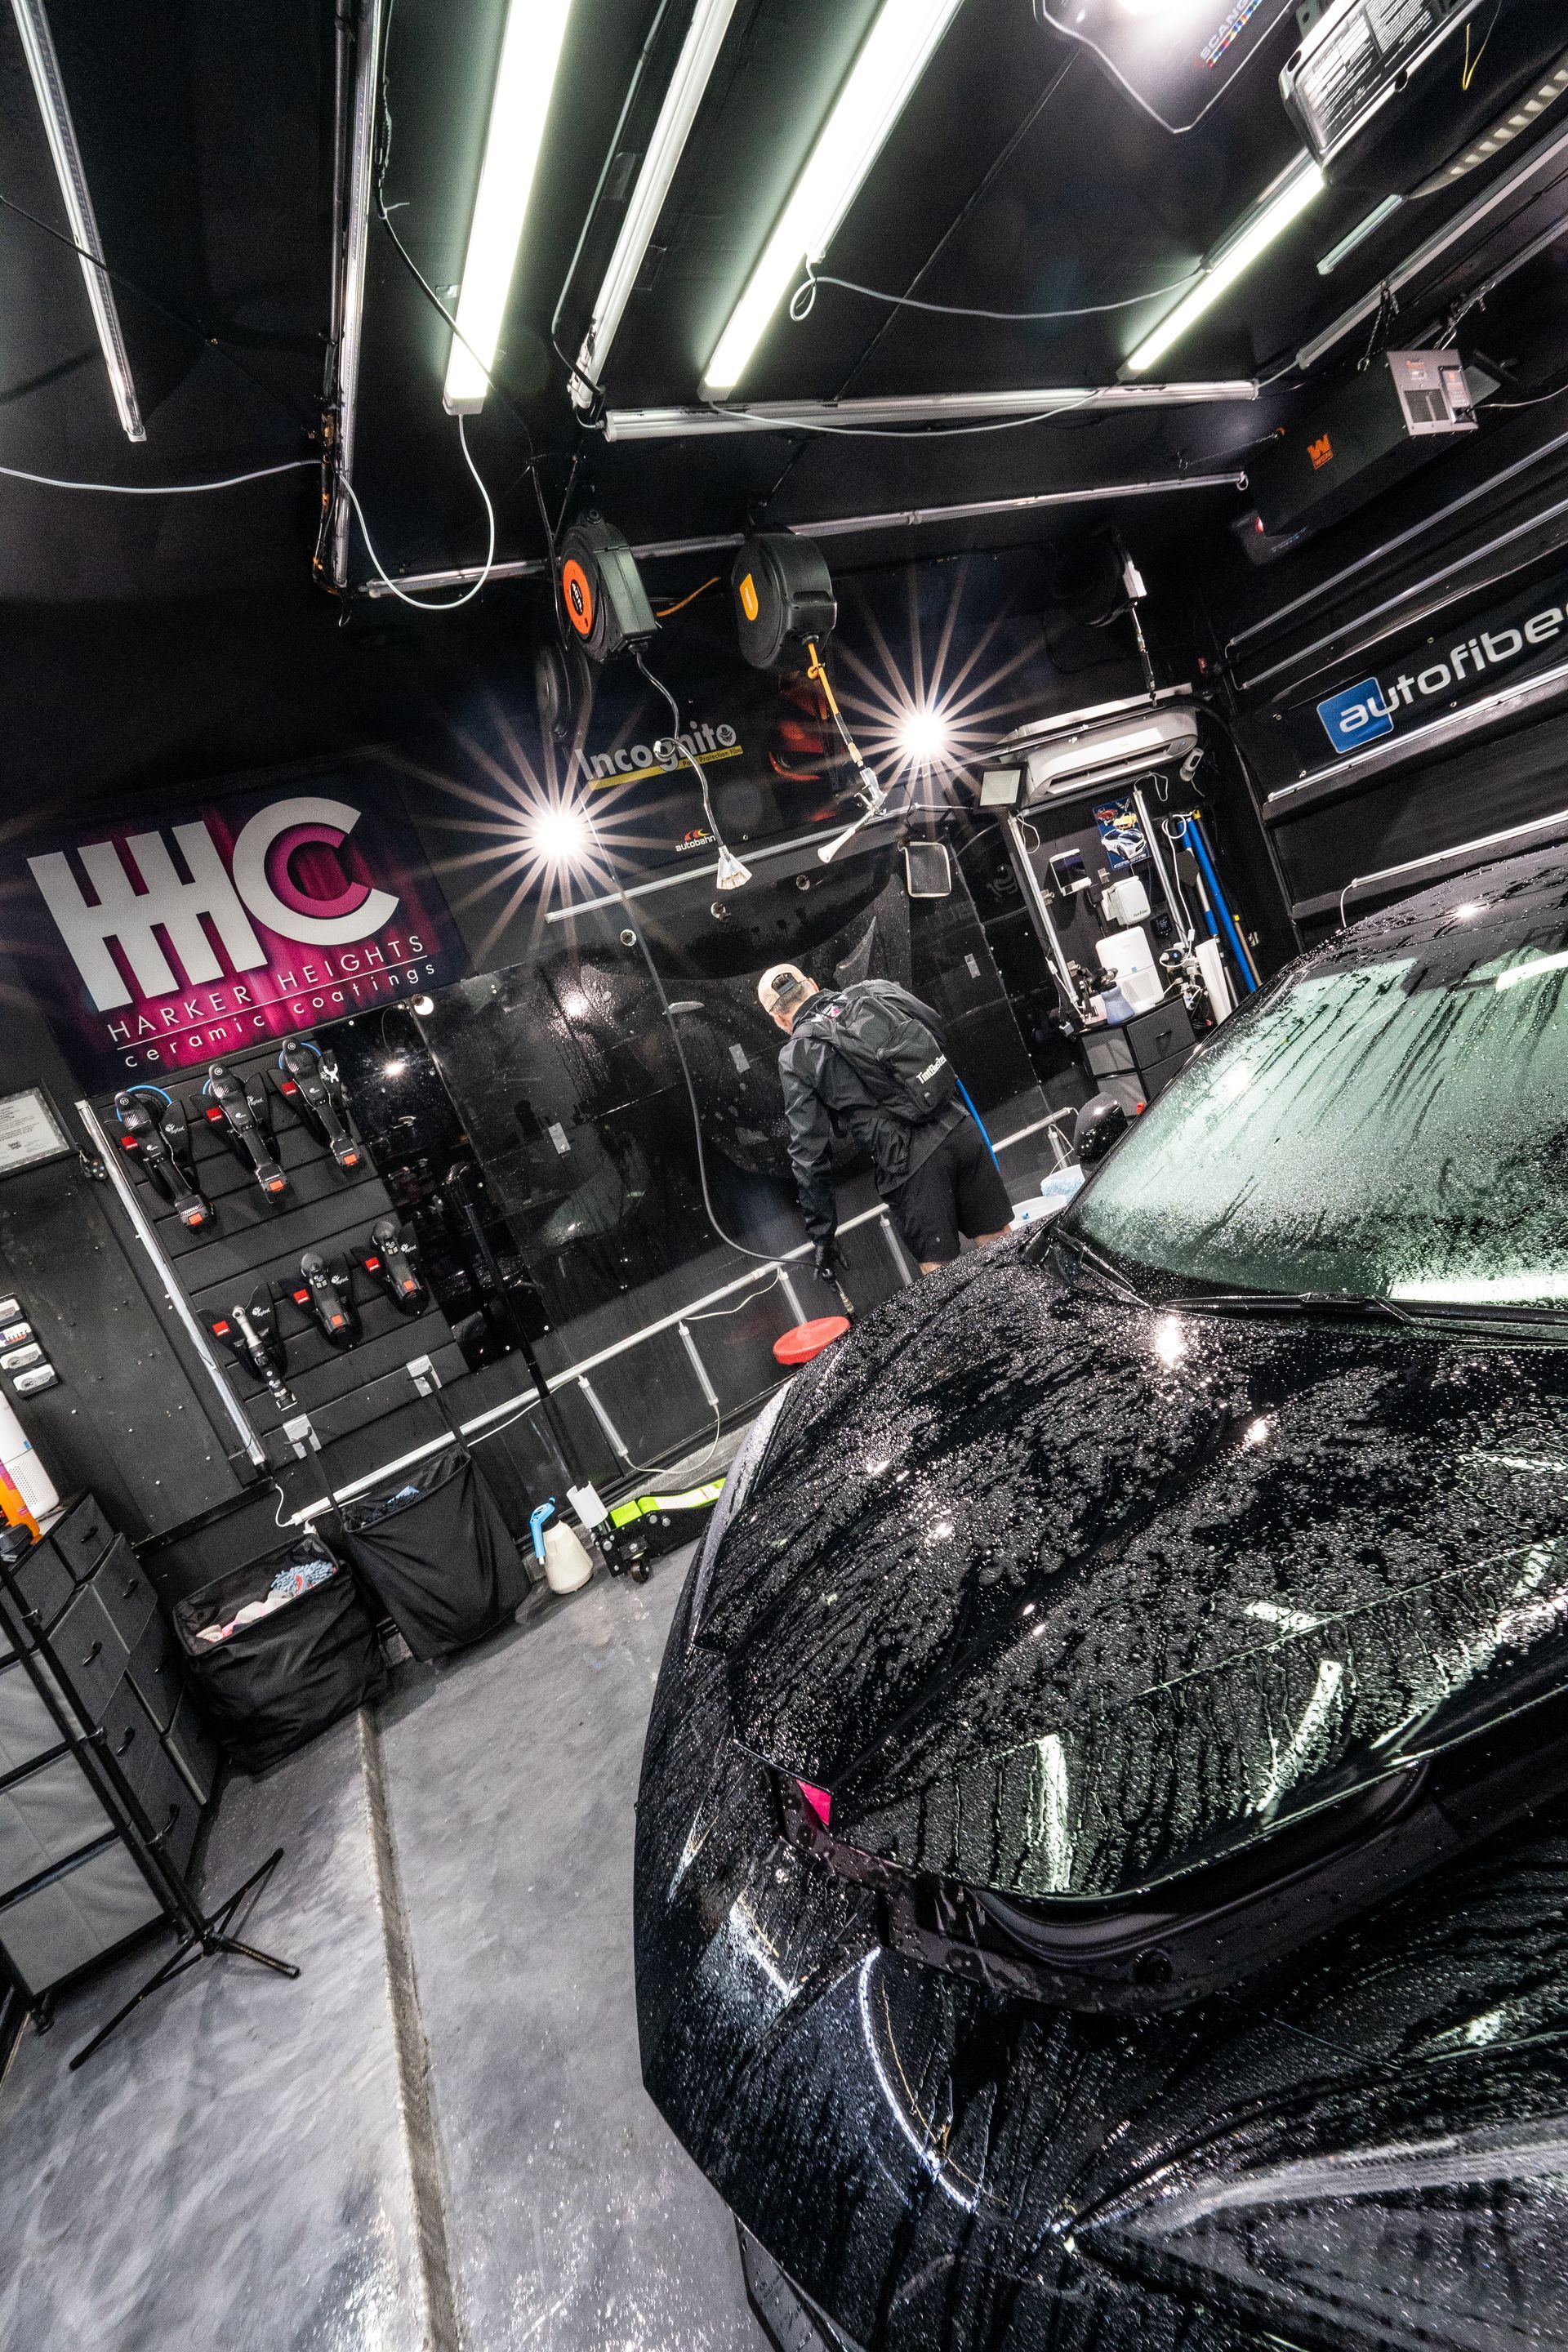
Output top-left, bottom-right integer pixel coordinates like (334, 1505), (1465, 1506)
(80, 1036), (466, 1476)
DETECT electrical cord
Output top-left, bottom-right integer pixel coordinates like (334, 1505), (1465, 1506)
(787, 258), (1204, 325)
(632, 645), (746, 870)
(685, 1267), (787, 1319)
(0, 457), (314, 494)
(612, 1402), (724, 1483)
(654, 574), (722, 617)
(1488, 381), (1568, 408)
(1461, 2), (1501, 92)
(337, 412), (497, 608)
(586, 813), (786, 1266)
(1160, 814), (1201, 942)
(1031, 3), (1262, 135)
(374, 0), (550, 467)
(697, 390), (1108, 440)
(468, 1394), (545, 1449)
(367, 0), (564, 608)
(478, 1378), (725, 1483)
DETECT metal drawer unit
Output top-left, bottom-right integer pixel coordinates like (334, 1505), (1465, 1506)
(1083, 995), (1196, 1107)
(0, 1499), (216, 2005)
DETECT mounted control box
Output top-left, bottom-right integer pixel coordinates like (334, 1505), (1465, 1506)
(1251, 350), (1476, 538)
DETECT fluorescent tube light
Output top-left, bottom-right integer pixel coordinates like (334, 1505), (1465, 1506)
(1122, 158), (1325, 378)
(572, 0), (742, 412)
(1316, 193), (1401, 276)
(445, 0), (575, 415)
(10, 0), (144, 441)
(604, 378), (1258, 436)
(702, 0), (964, 397)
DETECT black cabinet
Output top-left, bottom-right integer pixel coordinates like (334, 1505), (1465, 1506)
(0, 1498), (218, 2002)
(1082, 996), (1196, 1105)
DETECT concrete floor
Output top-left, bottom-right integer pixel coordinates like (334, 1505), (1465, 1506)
(0, 1542), (767, 2352)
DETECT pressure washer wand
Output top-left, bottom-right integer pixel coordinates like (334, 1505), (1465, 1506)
(807, 639), (887, 865)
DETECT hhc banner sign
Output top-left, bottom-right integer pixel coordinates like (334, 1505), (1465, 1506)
(17, 773), (464, 1089)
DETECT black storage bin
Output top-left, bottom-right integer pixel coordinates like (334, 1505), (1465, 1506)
(340, 1445), (527, 1661)
(172, 1539), (385, 1773)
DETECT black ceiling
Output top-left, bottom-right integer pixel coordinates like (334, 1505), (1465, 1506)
(1, 0), (1566, 621)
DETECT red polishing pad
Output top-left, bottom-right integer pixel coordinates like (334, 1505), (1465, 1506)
(773, 1316), (850, 1366)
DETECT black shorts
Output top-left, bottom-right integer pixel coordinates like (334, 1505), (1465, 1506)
(884, 1116), (1013, 1267)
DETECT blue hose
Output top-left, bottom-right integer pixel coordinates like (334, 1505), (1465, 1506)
(1183, 817), (1258, 994)
(956, 1076), (1004, 1172)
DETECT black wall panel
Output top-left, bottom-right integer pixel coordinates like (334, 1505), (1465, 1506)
(0, 994), (245, 1544)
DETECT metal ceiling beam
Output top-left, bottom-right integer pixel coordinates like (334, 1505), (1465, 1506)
(599, 381), (1259, 440)
(10, 0), (144, 441)
(327, 0), (385, 590)
(359, 470), (1249, 597)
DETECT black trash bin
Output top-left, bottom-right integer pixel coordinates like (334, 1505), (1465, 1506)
(172, 1537), (385, 1772)
(340, 1445), (528, 1661)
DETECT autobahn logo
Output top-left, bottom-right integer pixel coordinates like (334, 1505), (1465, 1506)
(1316, 594), (1568, 756)
(21, 782), (460, 1085)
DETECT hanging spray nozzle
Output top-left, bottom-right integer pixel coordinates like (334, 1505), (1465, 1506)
(805, 639), (887, 863)
(633, 647), (752, 891)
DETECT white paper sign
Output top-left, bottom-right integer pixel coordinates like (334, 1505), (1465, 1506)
(0, 1090), (70, 1174)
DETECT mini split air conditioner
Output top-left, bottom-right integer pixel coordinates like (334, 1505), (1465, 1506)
(1016, 706), (1199, 807)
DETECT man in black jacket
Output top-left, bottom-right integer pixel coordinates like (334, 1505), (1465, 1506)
(759, 962), (1013, 1280)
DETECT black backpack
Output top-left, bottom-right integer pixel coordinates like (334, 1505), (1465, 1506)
(808, 986), (957, 1123)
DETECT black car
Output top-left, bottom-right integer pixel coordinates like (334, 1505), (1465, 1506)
(635, 844), (1568, 2352)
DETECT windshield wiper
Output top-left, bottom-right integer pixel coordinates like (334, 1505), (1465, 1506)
(1049, 1226), (1148, 1309)
(1395, 1298), (1568, 1329)
(1179, 1290), (1413, 1326)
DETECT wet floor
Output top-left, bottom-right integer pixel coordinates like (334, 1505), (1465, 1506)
(0, 1541), (765, 2352)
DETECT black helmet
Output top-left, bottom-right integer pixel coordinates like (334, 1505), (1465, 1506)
(1073, 1093), (1130, 1167)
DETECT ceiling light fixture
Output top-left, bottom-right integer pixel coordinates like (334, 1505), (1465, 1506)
(444, 0), (575, 414)
(531, 803), (592, 864)
(606, 377), (1258, 438)
(1316, 193), (1402, 276)
(1122, 157), (1325, 377)
(572, 0), (742, 412)
(10, 0), (145, 440)
(702, 0), (964, 396)
(898, 706), (951, 764)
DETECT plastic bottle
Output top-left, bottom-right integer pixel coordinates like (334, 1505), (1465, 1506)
(529, 1499), (593, 1595)
(0, 1390), (57, 1533)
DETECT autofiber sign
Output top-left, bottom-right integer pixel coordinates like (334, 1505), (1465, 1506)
(20, 780), (462, 1086)
(1303, 576), (1568, 764)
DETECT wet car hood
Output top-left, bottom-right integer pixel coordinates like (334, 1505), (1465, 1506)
(697, 1248), (1568, 1902)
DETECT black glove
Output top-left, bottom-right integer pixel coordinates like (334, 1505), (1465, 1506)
(813, 1239), (843, 1282)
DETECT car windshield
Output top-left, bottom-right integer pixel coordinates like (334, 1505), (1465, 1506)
(1063, 871), (1568, 1307)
